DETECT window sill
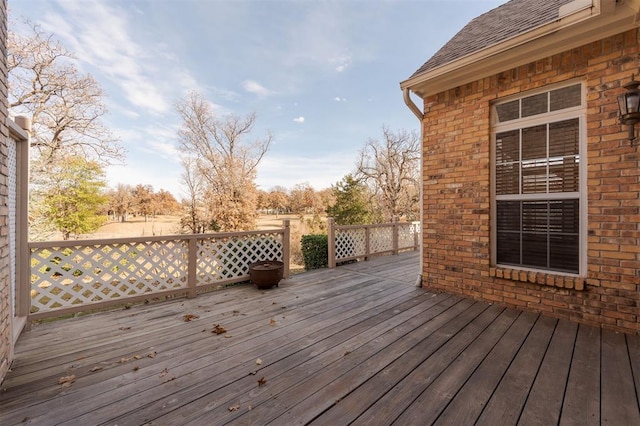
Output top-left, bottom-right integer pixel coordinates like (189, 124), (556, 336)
(489, 267), (585, 291)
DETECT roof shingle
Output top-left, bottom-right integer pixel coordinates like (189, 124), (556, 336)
(410, 0), (576, 78)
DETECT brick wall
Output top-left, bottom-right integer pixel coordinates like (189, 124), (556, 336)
(421, 29), (640, 333)
(0, 0), (9, 381)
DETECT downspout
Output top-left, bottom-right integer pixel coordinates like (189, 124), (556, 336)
(403, 88), (425, 288)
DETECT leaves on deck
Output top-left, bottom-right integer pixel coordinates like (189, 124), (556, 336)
(159, 368), (169, 378)
(119, 357), (131, 364)
(147, 351), (157, 358)
(133, 355), (142, 360)
(183, 314), (199, 322)
(257, 377), (267, 386)
(255, 358), (263, 365)
(58, 375), (76, 387)
(212, 324), (227, 334)
(270, 318), (277, 326)
(228, 404), (240, 412)
(88, 366), (104, 372)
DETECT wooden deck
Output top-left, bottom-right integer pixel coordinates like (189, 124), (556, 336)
(1, 251), (639, 425)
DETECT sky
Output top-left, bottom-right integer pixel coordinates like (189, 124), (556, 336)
(9, 0), (506, 200)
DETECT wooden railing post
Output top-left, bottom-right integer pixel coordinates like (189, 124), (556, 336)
(187, 236), (197, 298)
(328, 218), (336, 268)
(282, 219), (290, 278)
(364, 226), (370, 261)
(391, 220), (400, 254)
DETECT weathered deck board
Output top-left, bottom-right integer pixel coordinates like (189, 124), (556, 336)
(1, 251), (638, 426)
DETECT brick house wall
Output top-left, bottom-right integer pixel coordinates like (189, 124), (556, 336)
(0, 0), (10, 380)
(421, 28), (640, 334)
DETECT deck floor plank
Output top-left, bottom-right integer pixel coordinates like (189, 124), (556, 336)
(517, 319), (578, 426)
(560, 324), (601, 426)
(431, 311), (539, 425)
(0, 251), (637, 426)
(600, 330), (640, 425)
(389, 307), (521, 426)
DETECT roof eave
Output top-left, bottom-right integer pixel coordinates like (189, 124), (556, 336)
(401, 0), (640, 98)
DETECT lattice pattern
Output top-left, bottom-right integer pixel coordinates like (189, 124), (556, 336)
(8, 137), (16, 315)
(197, 233), (283, 286)
(335, 229), (366, 260)
(398, 222), (420, 250)
(369, 226), (393, 254)
(30, 240), (188, 313)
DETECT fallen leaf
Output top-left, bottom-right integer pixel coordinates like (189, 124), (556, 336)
(183, 314), (199, 322)
(224, 335), (233, 338)
(119, 357), (131, 364)
(147, 352), (157, 358)
(159, 368), (169, 378)
(212, 324), (227, 335)
(255, 358), (262, 365)
(228, 404), (240, 412)
(133, 355), (142, 360)
(232, 310), (240, 316)
(89, 366), (103, 372)
(133, 366), (140, 372)
(58, 375), (76, 387)
(272, 302), (277, 305)
(269, 319), (277, 326)
(258, 377), (267, 386)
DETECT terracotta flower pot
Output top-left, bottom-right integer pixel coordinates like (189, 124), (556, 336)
(249, 260), (284, 289)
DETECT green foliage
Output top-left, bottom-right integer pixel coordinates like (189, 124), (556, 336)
(301, 234), (328, 270)
(326, 174), (378, 225)
(37, 156), (108, 240)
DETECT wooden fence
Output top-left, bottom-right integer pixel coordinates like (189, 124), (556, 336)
(327, 218), (420, 268)
(26, 222), (290, 320)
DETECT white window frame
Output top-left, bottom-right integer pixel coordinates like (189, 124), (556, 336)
(490, 79), (587, 276)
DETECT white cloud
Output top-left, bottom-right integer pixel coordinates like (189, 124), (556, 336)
(334, 97), (347, 102)
(243, 80), (274, 97)
(39, 0), (198, 115)
(330, 54), (351, 73)
(256, 153), (355, 191)
(293, 116), (305, 123)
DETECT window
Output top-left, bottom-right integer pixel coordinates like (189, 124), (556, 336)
(492, 82), (584, 275)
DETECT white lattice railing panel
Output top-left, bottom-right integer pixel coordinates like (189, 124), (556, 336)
(30, 240), (188, 314)
(369, 226), (393, 254)
(398, 222), (420, 250)
(197, 233), (283, 286)
(330, 220), (420, 266)
(335, 228), (366, 260)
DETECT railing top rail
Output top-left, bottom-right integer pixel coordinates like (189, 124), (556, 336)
(28, 227), (288, 249)
(334, 221), (417, 231)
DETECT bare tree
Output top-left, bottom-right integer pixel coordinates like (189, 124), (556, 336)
(8, 21), (124, 168)
(107, 184), (135, 222)
(179, 156), (208, 234)
(356, 126), (420, 221)
(176, 91), (272, 231)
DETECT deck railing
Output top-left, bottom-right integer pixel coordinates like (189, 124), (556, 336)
(327, 218), (420, 268)
(26, 222), (290, 320)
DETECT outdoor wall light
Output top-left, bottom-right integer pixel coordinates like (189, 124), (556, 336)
(618, 74), (640, 145)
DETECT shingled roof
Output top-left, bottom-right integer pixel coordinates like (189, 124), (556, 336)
(410, 0), (575, 79)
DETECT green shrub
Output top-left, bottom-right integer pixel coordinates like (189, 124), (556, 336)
(301, 234), (328, 270)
